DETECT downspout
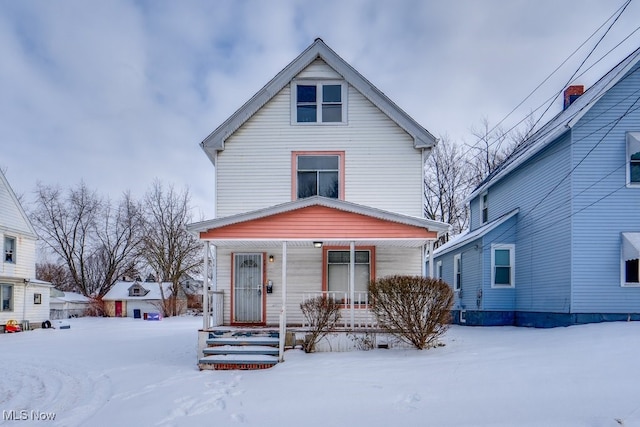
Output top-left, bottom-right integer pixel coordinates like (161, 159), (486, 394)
(22, 279), (29, 323)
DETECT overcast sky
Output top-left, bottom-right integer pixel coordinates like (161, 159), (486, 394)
(2, 0), (639, 219)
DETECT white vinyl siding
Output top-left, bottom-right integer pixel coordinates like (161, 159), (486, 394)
(216, 60), (423, 218)
(215, 245), (422, 326)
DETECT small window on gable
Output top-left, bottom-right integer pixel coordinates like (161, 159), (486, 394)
(4, 236), (16, 264)
(627, 133), (640, 186)
(492, 244), (515, 288)
(481, 192), (488, 224)
(293, 81), (346, 124)
(453, 254), (461, 291)
(622, 233), (640, 286)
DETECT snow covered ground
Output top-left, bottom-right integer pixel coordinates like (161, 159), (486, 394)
(2, 317), (640, 427)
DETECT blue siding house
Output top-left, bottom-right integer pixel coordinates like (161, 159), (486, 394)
(433, 47), (640, 327)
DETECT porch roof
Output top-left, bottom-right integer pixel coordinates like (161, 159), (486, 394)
(187, 196), (449, 246)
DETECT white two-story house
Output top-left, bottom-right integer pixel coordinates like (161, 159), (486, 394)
(188, 39), (448, 345)
(1, 170), (52, 331)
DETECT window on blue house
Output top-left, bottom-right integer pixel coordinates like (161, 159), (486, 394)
(453, 254), (461, 291)
(627, 133), (640, 186)
(436, 260), (443, 280)
(481, 192), (488, 224)
(491, 244), (515, 287)
(622, 233), (640, 285)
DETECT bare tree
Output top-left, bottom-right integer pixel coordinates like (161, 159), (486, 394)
(424, 135), (470, 245)
(31, 182), (142, 297)
(36, 262), (71, 290)
(140, 181), (202, 316)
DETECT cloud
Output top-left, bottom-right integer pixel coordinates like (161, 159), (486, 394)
(1, 0), (639, 219)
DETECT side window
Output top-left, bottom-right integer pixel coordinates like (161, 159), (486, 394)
(627, 132), (640, 186)
(293, 81), (346, 124)
(481, 193), (488, 224)
(491, 244), (515, 287)
(436, 260), (443, 279)
(4, 236), (16, 264)
(453, 254), (461, 291)
(622, 233), (640, 285)
(0, 284), (13, 311)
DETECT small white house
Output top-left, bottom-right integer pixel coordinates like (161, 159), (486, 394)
(0, 169), (52, 331)
(102, 280), (186, 318)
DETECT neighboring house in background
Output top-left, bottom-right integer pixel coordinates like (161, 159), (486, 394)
(50, 289), (92, 319)
(0, 169), (52, 332)
(433, 47), (640, 327)
(187, 38), (448, 340)
(103, 280), (186, 318)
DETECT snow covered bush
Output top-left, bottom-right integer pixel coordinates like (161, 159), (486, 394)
(369, 275), (454, 350)
(300, 296), (341, 353)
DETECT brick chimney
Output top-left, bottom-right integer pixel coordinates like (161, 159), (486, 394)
(564, 85), (584, 110)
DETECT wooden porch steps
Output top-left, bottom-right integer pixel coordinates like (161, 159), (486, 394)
(199, 330), (280, 370)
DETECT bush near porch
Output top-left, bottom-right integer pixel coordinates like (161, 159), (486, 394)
(369, 275), (453, 350)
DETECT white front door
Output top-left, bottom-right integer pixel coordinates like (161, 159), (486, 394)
(233, 253), (263, 323)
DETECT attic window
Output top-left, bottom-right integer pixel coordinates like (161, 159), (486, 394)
(4, 236), (15, 264)
(293, 81), (346, 124)
(628, 132), (640, 186)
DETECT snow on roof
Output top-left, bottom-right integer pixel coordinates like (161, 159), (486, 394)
(103, 281), (174, 301)
(51, 291), (91, 304)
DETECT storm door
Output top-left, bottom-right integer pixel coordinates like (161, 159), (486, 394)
(233, 253), (264, 323)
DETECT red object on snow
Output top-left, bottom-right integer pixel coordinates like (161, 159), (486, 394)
(5, 320), (21, 333)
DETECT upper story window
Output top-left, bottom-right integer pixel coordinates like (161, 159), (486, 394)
(481, 192), (488, 224)
(627, 132), (640, 186)
(453, 254), (461, 292)
(491, 244), (515, 288)
(292, 151), (345, 200)
(4, 236), (15, 264)
(293, 81), (346, 124)
(622, 233), (640, 286)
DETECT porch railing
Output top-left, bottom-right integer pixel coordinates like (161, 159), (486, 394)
(301, 291), (377, 329)
(205, 291), (224, 328)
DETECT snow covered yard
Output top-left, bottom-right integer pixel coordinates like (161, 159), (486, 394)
(1, 317), (640, 427)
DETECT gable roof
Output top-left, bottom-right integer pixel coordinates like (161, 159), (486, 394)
(0, 169), (37, 238)
(200, 38), (437, 163)
(468, 46), (640, 201)
(187, 196), (450, 237)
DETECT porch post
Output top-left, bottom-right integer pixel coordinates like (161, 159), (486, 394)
(279, 241), (287, 362)
(202, 241), (210, 330)
(349, 241), (355, 329)
(428, 240), (434, 278)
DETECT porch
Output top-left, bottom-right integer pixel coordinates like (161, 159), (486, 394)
(187, 197), (449, 366)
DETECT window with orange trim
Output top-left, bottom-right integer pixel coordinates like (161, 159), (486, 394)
(327, 250), (371, 303)
(292, 151), (344, 200)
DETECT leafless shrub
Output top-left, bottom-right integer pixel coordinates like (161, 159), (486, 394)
(300, 296), (341, 353)
(369, 275), (454, 350)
